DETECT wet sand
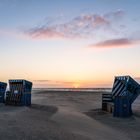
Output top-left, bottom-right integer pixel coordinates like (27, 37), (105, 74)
(0, 89), (140, 140)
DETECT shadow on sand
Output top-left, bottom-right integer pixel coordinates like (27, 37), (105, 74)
(85, 108), (140, 140)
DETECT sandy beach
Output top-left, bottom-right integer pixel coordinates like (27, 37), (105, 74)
(0, 89), (140, 140)
(1, 0), (140, 140)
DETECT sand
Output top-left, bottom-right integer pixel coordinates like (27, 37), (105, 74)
(0, 89), (140, 140)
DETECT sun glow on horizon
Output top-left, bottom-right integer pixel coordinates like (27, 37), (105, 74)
(73, 83), (80, 88)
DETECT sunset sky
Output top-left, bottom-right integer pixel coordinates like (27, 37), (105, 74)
(0, 0), (140, 88)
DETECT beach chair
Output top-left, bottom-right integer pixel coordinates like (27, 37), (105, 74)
(102, 76), (140, 117)
(5, 80), (32, 106)
(0, 82), (7, 103)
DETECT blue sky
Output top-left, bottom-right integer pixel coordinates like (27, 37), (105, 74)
(0, 0), (140, 88)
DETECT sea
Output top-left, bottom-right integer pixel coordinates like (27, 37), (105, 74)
(33, 88), (112, 93)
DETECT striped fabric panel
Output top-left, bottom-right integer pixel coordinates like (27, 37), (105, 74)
(114, 83), (125, 96)
(112, 81), (123, 96)
(112, 80), (119, 94)
(112, 80), (119, 90)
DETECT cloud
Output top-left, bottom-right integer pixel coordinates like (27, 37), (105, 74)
(34, 79), (74, 84)
(25, 10), (124, 40)
(28, 27), (65, 39)
(89, 38), (140, 48)
(33, 79), (76, 88)
(104, 10), (125, 20)
(33, 80), (51, 82)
